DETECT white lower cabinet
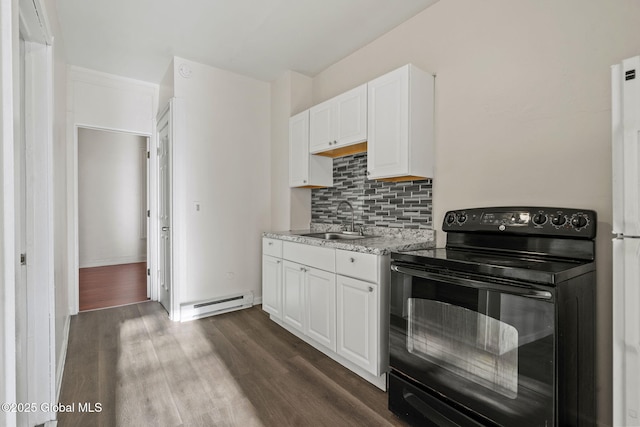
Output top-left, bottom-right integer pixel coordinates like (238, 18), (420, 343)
(336, 275), (379, 375)
(282, 260), (306, 332)
(282, 260), (337, 351)
(262, 237), (388, 390)
(262, 255), (282, 320)
(305, 267), (336, 351)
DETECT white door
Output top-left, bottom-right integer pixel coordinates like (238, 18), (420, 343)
(15, 12), (56, 423)
(336, 275), (378, 374)
(305, 267), (336, 351)
(309, 100), (333, 153)
(157, 107), (172, 314)
(367, 66), (409, 179)
(613, 237), (640, 426)
(282, 260), (305, 332)
(289, 110), (310, 186)
(262, 255), (282, 319)
(333, 84), (367, 147)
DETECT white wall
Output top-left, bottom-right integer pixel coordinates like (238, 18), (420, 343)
(67, 67), (158, 313)
(158, 58), (174, 110)
(172, 57), (271, 304)
(270, 70), (313, 231)
(0, 0), (18, 424)
(303, 1), (640, 424)
(78, 128), (147, 267)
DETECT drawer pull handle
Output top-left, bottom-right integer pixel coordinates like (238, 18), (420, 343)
(368, 286), (374, 292)
(350, 257), (355, 263)
(276, 260), (280, 264)
(268, 242), (273, 246)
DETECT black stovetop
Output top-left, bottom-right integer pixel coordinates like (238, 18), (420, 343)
(392, 206), (598, 285)
(391, 247), (595, 285)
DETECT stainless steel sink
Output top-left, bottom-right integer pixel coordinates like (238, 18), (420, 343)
(300, 232), (366, 240)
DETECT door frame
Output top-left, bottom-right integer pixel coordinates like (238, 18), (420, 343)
(11, 0), (56, 424)
(155, 98), (183, 321)
(0, 0), (18, 424)
(71, 125), (154, 312)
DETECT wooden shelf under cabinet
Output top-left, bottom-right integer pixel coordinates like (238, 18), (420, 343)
(314, 141), (368, 159)
(376, 175), (428, 182)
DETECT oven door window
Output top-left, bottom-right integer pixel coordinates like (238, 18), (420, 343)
(408, 298), (519, 399)
(390, 268), (555, 426)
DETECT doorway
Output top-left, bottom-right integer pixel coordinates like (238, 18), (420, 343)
(77, 127), (150, 311)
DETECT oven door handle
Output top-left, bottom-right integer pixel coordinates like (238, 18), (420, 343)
(391, 265), (553, 300)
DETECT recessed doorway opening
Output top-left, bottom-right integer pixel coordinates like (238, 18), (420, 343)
(77, 127), (149, 311)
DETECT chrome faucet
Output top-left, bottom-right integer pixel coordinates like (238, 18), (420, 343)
(337, 200), (358, 234)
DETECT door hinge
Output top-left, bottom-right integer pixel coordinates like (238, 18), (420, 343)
(147, 268), (151, 276)
(147, 210), (150, 218)
(147, 151), (150, 159)
(20, 253), (26, 265)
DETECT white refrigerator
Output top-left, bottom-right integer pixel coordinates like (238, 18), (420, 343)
(613, 55), (640, 427)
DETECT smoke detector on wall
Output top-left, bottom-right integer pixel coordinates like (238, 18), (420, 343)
(178, 63), (192, 79)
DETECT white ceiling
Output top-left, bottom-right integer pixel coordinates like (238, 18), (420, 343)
(55, 0), (438, 83)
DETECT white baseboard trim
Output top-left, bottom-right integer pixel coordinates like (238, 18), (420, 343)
(55, 314), (70, 402)
(79, 256), (146, 268)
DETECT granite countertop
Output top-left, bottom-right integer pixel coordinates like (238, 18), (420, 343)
(263, 228), (435, 255)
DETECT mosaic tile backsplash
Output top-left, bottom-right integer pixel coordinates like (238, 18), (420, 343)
(311, 153), (433, 229)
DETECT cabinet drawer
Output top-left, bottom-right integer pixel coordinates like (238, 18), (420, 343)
(336, 250), (378, 283)
(283, 242), (335, 272)
(263, 238), (283, 257)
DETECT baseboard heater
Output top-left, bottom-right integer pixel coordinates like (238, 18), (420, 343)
(180, 291), (254, 321)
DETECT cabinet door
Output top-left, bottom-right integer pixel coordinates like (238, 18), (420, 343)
(336, 275), (378, 374)
(262, 255), (282, 320)
(289, 110), (309, 187)
(289, 110), (310, 187)
(309, 100), (333, 153)
(282, 260), (306, 331)
(305, 267), (336, 351)
(367, 66), (409, 179)
(333, 84), (367, 148)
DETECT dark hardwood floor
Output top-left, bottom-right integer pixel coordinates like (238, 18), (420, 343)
(79, 262), (149, 311)
(57, 302), (407, 427)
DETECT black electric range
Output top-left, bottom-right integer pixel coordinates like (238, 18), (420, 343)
(388, 206), (597, 427)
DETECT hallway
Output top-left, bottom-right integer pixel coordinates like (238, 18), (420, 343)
(79, 263), (148, 311)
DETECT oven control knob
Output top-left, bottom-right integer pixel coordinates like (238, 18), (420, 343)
(446, 213), (456, 225)
(552, 215), (567, 226)
(532, 213), (547, 225)
(571, 215), (588, 229)
(457, 213), (467, 224)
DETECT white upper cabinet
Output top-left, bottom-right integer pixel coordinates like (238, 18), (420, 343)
(367, 64), (434, 181)
(309, 84), (367, 156)
(289, 110), (333, 188)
